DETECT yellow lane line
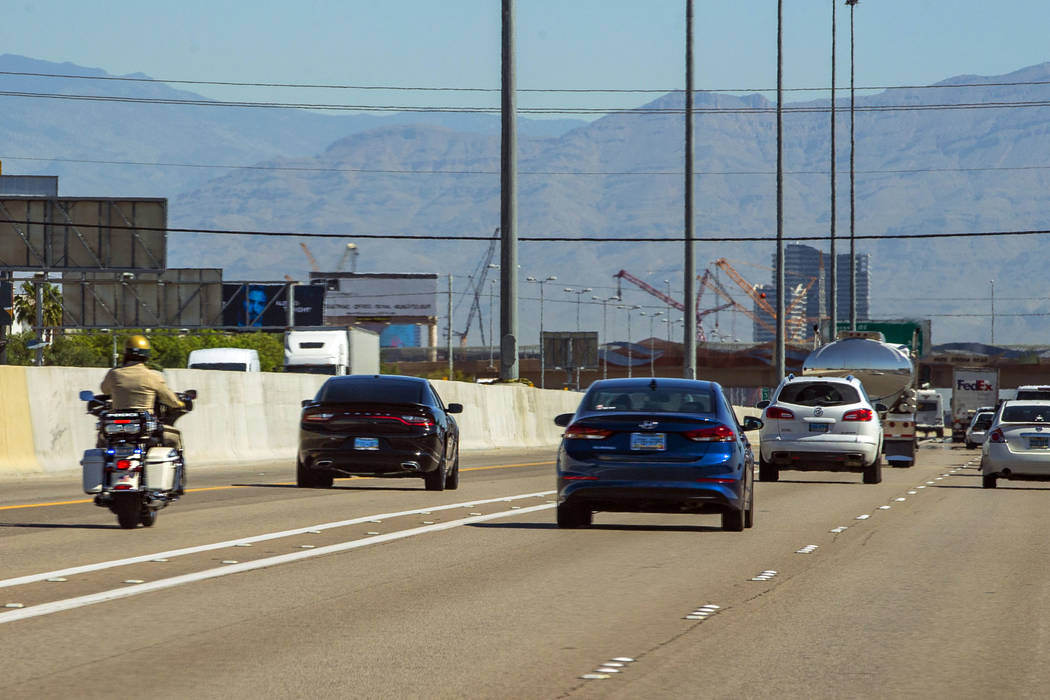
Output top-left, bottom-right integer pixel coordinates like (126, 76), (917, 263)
(0, 460), (555, 511)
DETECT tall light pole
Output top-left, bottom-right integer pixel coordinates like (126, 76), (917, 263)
(847, 0), (859, 330)
(990, 279), (996, 344)
(564, 287), (592, 331)
(488, 277), (497, 369)
(683, 0), (697, 380)
(829, 0), (838, 342)
(526, 275), (557, 389)
(619, 304), (641, 378)
(499, 0), (519, 380)
(593, 295), (617, 379)
(775, 0), (786, 381)
(640, 311), (664, 377)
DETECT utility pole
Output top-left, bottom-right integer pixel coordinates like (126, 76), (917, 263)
(683, 0), (697, 380)
(848, 0), (859, 330)
(499, 0), (519, 381)
(447, 274), (454, 379)
(829, 0), (838, 342)
(775, 0), (786, 380)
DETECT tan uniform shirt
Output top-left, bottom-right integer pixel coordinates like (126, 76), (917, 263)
(101, 362), (184, 412)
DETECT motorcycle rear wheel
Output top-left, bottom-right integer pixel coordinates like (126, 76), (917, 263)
(113, 494), (141, 529)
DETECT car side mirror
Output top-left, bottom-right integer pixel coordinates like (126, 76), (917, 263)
(554, 413), (574, 427)
(875, 403), (888, 413)
(79, 389), (95, 401)
(742, 416), (764, 431)
(756, 400), (770, 409)
(183, 389), (197, 400)
(301, 399), (312, 408)
(446, 403), (463, 414)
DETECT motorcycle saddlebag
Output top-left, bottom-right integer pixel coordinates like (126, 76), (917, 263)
(81, 448), (106, 494)
(145, 447), (179, 491)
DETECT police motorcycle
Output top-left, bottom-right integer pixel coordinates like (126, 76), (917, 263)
(79, 389), (197, 529)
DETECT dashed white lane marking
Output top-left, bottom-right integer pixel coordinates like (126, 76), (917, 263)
(796, 544), (819, 554)
(0, 503), (553, 625)
(856, 514), (871, 520)
(878, 505), (892, 510)
(830, 526), (848, 533)
(0, 491), (555, 591)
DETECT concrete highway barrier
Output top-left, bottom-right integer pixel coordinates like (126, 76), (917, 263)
(0, 366), (760, 480)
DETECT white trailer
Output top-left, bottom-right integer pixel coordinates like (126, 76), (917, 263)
(187, 348), (260, 372)
(915, 388), (945, 439)
(283, 326), (380, 376)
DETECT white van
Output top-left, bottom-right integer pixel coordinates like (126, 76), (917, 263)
(187, 348), (260, 372)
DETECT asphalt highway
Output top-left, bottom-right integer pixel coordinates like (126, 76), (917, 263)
(2, 442), (1048, 699)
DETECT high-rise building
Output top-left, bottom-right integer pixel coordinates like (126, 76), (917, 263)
(754, 244), (871, 342)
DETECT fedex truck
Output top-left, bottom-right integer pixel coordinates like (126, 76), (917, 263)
(950, 368), (999, 442)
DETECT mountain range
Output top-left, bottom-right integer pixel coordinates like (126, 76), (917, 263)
(3, 54), (1050, 345)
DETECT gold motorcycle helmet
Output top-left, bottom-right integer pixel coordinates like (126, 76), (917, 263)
(123, 334), (151, 362)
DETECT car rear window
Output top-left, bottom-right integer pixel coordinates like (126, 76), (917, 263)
(584, 388), (716, 414)
(973, 413), (994, 429)
(318, 379), (423, 404)
(917, 400), (939, 412)
(1001, 405), (1050, 423)
(776, 382), (860, 407)
(1015, 390), (1050, 400)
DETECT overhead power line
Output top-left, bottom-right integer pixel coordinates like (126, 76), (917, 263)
(3, 88), (1050, 116)
(1, 218), (1048, 244)
(4, 154), (1049, 178)
(3, 68), (1050, 95)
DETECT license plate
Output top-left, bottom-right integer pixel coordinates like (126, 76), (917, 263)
(630, 432), (666, 451)
(1029, 437), (1049, 449)
(354, 437), (379, 451)
(809, 423), (830, 433)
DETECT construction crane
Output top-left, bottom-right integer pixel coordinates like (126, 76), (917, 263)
(700, 274), (778, 337)
(299, 242), (320, 273)
(613, 270), (733, 342)
(455, 229), (499, 346)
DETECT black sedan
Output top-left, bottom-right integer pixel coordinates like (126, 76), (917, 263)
(554, 378), (762, 531)
(297, 375), (462, 490)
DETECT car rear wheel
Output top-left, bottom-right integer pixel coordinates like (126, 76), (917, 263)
(965, 442), (975, 450)
(424, 456), (446, 491)
(722, 508), (745, 532)
(556, 502), (591, 528)
(758, 458), (779, 482)
(863, 457), (882, 484)
(444, 451), (460, 490)
(982, 473), (998, 489)
(297, 459), (333, 488)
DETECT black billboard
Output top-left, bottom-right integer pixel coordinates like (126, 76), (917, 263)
(221, 283), (325, 328)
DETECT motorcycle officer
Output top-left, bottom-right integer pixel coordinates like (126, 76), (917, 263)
(100, 336), (186, 492)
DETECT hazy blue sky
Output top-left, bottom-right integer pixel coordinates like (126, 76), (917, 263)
(4, 1), (1047, 112)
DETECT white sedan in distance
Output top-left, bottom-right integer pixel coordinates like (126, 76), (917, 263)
(981, 400), (1050, 488)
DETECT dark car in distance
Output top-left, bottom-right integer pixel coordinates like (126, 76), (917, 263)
(297, 375), (462, 490)
(554, 378), (762, 531)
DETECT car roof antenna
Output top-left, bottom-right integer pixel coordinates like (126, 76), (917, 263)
(649, 378), (658, 391)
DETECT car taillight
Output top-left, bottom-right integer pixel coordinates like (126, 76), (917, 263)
(564, 424), (613, 440)
(842, 408), (874, 422)
(989, 428), (1005, 443)
(765, 406), (794, 420)
(684, 424), (736, 442)
(303, 412), (335, 422)
(372, 413), (436, 427)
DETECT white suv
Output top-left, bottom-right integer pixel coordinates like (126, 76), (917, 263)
(757, 374), (885, 484)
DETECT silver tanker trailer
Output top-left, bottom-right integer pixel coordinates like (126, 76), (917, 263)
(802, 331), (918, 467)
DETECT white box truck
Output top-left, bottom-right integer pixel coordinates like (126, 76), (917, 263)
(950, 368), (999, 442)
(284, 326), (380, 375)
(187, 348), (260, 372)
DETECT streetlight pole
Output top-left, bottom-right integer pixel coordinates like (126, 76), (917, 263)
(564, 287), (592, 331)
(829, 0), (838, 342)
(847, 0), (859, 330)
(640, 311), (663, 377)
(526, 275), (557, 389)
(488, 277), (496, 369)
(593, 296), (617, 379)
(620, 304), (640, 378)
(683, 0), (697, 380)
(990, 279), (995, 344)
(775, 0), (786, 381)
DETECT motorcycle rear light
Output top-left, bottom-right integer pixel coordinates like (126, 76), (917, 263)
(989, 428), (1006, 443)
(843, 408), (874, 422)
(684, 425), (736, 442)
(114, 459), (140, 470)
(564, 424), (613, 440)
(765, 406), (794, 420)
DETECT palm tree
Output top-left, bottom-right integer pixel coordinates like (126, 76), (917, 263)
(12, 280), (63, 341)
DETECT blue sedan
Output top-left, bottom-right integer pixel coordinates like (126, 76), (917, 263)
(554, 378), (762, 531)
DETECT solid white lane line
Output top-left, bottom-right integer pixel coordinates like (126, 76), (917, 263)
(0, 491), (555, 590)
(0, 503), (553, 625)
